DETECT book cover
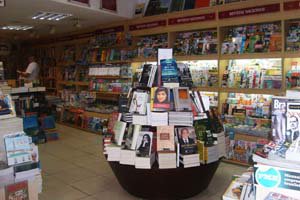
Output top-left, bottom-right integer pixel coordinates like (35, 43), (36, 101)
(176, 127), (198, 155)
(144, 0), (171, 16)
(139, 64), (152, 87)
(129, 91), (148, 115)
(151, 87), (171, 111)
(5, 181), (29, 200)
(271, 98), (287, 146)
(183, 0), (195, 10)
(173, 87), (192, 111)
(169, 0), (184, 12)
(286, 101), (300, 145)
(113, 121), (127, 145)
(134, 3), (145, 17)
(0, 94), (15, 119)
(161, 59), (179, 84)
(157, 126), (175, 151)
(135, 131), (153, 157)
(177, 63), (193, 88)
(4, 134), (32, 166)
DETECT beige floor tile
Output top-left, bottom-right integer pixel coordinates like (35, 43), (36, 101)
(70, 176), (112, 195)
(79, 196), (97, 200)
(52, 166), (97, 184)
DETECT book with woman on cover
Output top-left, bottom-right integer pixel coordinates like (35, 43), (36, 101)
(151, 87), (171, 111)
(136, 131), (153, 157)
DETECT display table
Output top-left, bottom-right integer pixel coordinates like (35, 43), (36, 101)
(108, 160), (220, 199)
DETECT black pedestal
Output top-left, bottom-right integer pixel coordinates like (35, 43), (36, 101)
(108, 161), (220, 199)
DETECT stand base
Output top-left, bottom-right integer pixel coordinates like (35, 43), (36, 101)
(108, 161), (220, 199)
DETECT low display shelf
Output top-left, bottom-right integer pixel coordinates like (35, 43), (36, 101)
(108, 160), (220, 199)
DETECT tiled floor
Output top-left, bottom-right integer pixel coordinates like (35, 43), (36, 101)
(38, 124), (246, 200)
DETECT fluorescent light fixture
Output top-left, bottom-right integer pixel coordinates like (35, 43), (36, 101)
(32, 11), (72, 21)
(1, 25), (33, 31)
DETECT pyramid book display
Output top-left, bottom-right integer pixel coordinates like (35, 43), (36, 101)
(104, 56), (225, 170)
(0, 93), (42, 199)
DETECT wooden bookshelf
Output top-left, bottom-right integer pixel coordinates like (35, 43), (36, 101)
(57, 81), (89, 86)
(88, 75), (131, 79)
(175, 55), (219, 61)
(220, 88), (285, 96)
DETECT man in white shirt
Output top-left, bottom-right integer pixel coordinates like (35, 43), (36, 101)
(17, 56), (40, 83)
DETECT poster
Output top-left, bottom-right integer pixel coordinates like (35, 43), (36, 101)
(69, 0), (89, 6)
(101, 0), (117, 12)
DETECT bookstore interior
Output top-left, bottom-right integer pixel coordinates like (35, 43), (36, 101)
(2, 0), (300, 199)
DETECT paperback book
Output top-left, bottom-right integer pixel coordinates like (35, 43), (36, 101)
(135, 131), (153, 157)
(176, 127), (198, 155)
(150, 87), (171, 111)
(157, 126), (175, 151)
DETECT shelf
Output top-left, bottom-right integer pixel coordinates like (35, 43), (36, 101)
(175, 54), (218, 61)
(220, 88), (285, 95)
(88, 60), (131, 65)
(57, 122), (101, 135)
(221, 158), (250, 167)
(88, 75), (132, 79)
(284, 52), (300, 58)
(58, 81), (89, 86)
(192, 87), (219, 92)
(46, 88), (57, 90)
(220, 52), (283, 60)
(42, 77), (56, 80)
(84, 111), (111, 118)
(131, 57), (157, 63)
(94, 91), (122, 95)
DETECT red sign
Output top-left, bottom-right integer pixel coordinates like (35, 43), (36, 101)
(219, 3), (280, 19)
(284, 1), (300, 11)
(168, 13), (215, 25)
(97, 26), (124, 34)
(129, 20), (166, 31)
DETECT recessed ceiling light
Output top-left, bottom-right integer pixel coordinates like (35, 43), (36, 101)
(32, 11), (72, 21)
(1, 25), (33, 31)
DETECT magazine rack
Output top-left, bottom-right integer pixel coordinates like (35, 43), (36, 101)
(108, 160), (220, 199)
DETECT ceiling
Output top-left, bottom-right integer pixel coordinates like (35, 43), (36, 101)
(0, 0), (131, 41)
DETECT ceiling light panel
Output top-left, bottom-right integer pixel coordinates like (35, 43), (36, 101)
(32, 12), (72, 21)
(1, 25), (33, 31)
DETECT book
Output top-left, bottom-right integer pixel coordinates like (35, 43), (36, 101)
(4, 133), (32, 166)
(5, 181), (29, 200)
(0, 94), (15, 120)
(169, 0), (184, 12)
(144, 0), (171, 16)
(177, 63), (193, 88)
(139, 64), (153, 87)
(195, 0), (210, 8)
(135, 131), (153, 157)
(113, 121), (127, 145)
(134, 3), (145, 17)
(129, 91), (148, 115)
(176, 127), (198, 155)
(157, 126), (175, 151)
(173, 87), (192, 111)
(160, 59), (179, 86)
(183, 0), (195, 10)
(150, 87), (171, 111)
(126, 124), (142, 150)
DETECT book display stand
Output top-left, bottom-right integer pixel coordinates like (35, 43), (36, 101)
(108, 161), (219, 199)
(104, 49), (224, 199)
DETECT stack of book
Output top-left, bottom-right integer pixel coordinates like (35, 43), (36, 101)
(135, 153), (156, 169)
(179, 154), (200, 168)
(197, 142), (219, 164)
(0, 166), (14, 187)
(169, 112), (193, 126)
(103, 134), (113, 154)
(120, 148), (136, 165)
(106, 144), (121, 161)
(157, 152), (176, 169)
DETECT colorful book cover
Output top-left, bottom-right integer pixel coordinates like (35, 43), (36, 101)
(271, 98), (287, 146)
(5, 181), (29, 200)
(0, 94), (15, 119)
(157, 126), (175, 151)
(151, 87), (171, 111)
(160, 59), (179, 84)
